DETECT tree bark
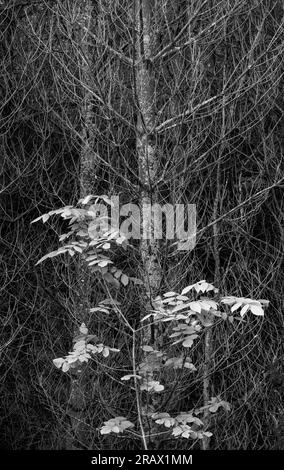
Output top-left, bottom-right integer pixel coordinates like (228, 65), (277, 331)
(65, 0), (95, 450)
(135, 0), (161, 331)
(134, 0), (161, 449)
(135, 0), (161, 326)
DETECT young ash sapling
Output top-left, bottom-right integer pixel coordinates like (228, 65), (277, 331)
(32, 195), (269, 448)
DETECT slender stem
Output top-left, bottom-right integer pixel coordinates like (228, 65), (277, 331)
(132, 330), (148, 450)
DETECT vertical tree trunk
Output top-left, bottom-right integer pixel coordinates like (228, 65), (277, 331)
(135, 0), (161, 330)
(134, 0), (161, 449)
(65, 0), (95, 450)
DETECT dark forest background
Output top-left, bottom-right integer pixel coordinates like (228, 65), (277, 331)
(0, 0), (284, 450)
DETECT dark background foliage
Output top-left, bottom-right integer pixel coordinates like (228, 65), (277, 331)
(0, 0), (283, 449)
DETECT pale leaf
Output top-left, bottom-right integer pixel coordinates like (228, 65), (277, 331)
(250, 305), (264, 316)
(240, 304), (250, 317)
(100, 427), (112, 435)
(141, 345), (153, 352)
(181, 285), (194, 295)
(79, 323), (88, 335)
(121, 274), (129, 286)
(121, 374), (141, 381)
(53, 358), (64, 369)
(231, 301), (243, 312)
(102, 347), (110, 357)
(221, 296), (237, 305)
(98, 259), (112, 267)
(163, 291), (177, 297)
(189, 301), (202, 313)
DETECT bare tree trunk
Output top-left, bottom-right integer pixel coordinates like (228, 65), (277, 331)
(134, 0), (161, 448)
(65, 0), (95, 450)
(135, 0), (161, 333)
